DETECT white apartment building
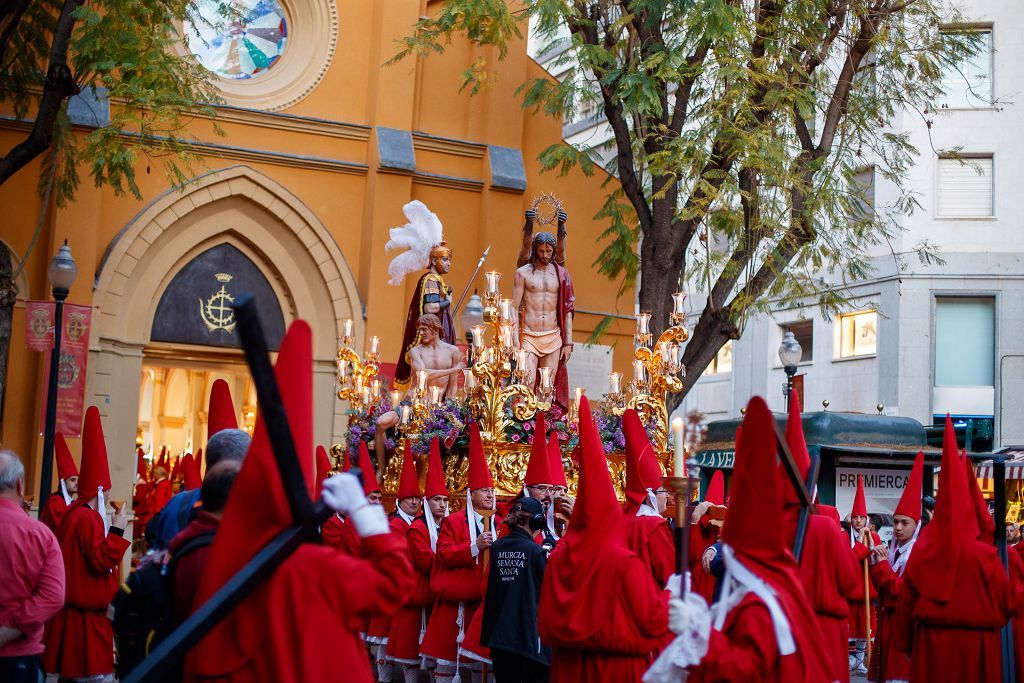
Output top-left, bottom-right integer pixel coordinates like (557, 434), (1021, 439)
(530, 1), (1023, 451)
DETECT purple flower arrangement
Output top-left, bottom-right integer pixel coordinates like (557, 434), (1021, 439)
(503, 403), (580, 451)
(411, 399), (472, 455)
(345, 398), (395, 457)
(593, 406), (659, 455)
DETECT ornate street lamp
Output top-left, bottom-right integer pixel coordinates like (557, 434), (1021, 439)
(38, 241), (78, 507)
(460, 292), (484, 365)
(778, 329), (803, 404)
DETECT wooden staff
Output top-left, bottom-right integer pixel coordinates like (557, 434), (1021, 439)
(479, 509), (496, 680)
(860, 527), (873, 671)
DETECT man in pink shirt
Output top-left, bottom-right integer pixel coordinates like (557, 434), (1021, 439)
(0, 450), (66, 683)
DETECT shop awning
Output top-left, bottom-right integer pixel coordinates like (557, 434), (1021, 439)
(976, 449), (1024, 485)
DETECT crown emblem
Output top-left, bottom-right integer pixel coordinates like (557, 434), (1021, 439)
(214, 273), (233, 283)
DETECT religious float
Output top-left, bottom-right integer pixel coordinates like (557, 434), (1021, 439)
(332, 196), (700, 500)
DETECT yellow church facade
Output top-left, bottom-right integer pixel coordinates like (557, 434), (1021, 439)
(0, 0), (638, 510)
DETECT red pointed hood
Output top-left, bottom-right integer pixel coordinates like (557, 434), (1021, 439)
(705, 470), (725, 506)
(357, 441), (380, 495)
(538, 395), (627, 642)
(963, 453), (993, 543)
(188, 320), (315, 676)
(55, 432), (78, 481)
(424, 438), (449, 498)
(623, 409), (662, 511)
(314, 445), (332, 491)
(77, 406), (112, 497)
(720, 396), (832, 679)
(782, 392), (811, 509)
(467, 422), (493, 490)
(136, 447), (148, 481)
(547, 432), (567, 488)
(398, 441), (422, 499)
(906, 415), (974, 603)
(851, 474), (868, 517)
(893, 452), (924, 523)
(208, 378), (238, 438)
(157, 446), (168, 471)
(524, 412), (552, 487)
(182, 453), (202, 491)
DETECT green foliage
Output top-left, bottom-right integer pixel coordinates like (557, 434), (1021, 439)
(393, 0), (985, 387)
(2, 0), (222, 205)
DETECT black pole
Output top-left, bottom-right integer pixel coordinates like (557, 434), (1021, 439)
(793, 455), (820, 563)
(37, 288), (67, 507)
(993, 456), (1014, 683)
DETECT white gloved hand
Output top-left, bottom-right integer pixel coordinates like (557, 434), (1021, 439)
(644, 592), (710, 683)
(666, 573), (688, 599)
(321, 472), (367, 515)
(669, 592), (711, 638)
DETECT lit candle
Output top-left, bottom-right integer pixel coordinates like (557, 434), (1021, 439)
(337, 359), (349, 380)
(361, 386), (371, 405)
(370, 379), (381, 400)
(539, 366), (553, 390)
(463, 368), (477, 390)
(574, 387), (583, 406)
(485, 271), (501, 295)
(633, 359), (647, 384)
(430, 385), (442, 404)
(390, 390), (401, 409)
(672, 292), (686, 316)
(369, 335), (380, 355)
(608, 371), (622, 394)
(500, 325), (514, 349)
(636, 312), (651, 335)
(342, 319), (353, 340)
(354, 375), (364, 393)
(672, 417), (685, 477)
(516, 349), (528, 372)
(500, 298), (514, 322)
(471, 325), (485, 350)
(416, 370), (428, 392)
(400, 405), (412, 425)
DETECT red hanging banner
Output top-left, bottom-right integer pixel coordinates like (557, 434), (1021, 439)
(29, 303), (92, 438)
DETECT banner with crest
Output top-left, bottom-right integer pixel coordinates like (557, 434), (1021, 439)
(25, 301), (92, 437)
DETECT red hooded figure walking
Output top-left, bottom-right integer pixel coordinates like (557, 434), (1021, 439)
(622, 408), (675, 589)
(648, 396), (832, 683)
(182, 321), (413, 683)
(847, 471), (881, 673)
(43, 406), (131, 680)
(892, 416), (1010, 683)
(38, 432), (79, 534)
(538, 395), (670, 682)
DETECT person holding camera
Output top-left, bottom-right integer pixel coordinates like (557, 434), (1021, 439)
(481, 496), (551, 682)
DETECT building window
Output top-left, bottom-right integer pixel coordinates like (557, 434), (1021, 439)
(779, 320), (813, 363)
(707, 341), (733, 375)
(186, 0), (289, 80)
(838, 310), (877, 358)
(938, 29), (993, 109)
(937, 156), (993, 218)
(850, 166), (875, 219)
(934, 298), (994, 387)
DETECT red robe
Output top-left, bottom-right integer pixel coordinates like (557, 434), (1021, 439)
(690, 515), (720, 603)
(550, 262), (574, 411)
(366, 516), (408, 644)
(623, 514), (675, 589)
(393, 272), (456, 388)
(42, 502), (130, 678)
(321, 514), (361, 556)
(791, 515), (859, 683)
(539, 545), (669, 682)
(848, 529), (880, 640)
(893, 538), (1011, 683)
(388, 517), (435, 665)
(184, 534), (412, 683)
(869, 556), (913, 683)
(138, 478), (172, 532)
(38, 491), (69, 535)
(420, 508), (491, 664)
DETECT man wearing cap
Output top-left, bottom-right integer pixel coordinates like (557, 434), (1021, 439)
(421, 423), (502, 682)
(622, 409), (675, 589)
(868, 452), (923, 683)
(539, 396), (670, 681)
(893, 416), (1010, 682)
(482, 496), (551, 682)
(847, 473), (881, 674)
(43, 407), (131, 681)
(650, 397), (831, 683)
(39, 433), (79, 534)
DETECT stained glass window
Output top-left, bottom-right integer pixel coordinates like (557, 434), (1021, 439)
(186, 0), (288, 80)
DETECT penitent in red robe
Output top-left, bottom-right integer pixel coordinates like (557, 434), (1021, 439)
(420, 508), (491, 665)
(388, 517), (435, 665)
(366, 516), (408, 646)
(321, 514), (361, 556)
(185, 535), (412, 683)
(869, 555), (913, 683)
(893, 538), (1011, 683)
(792, 515), (860, 683)
(623, 514), (675, 589)
(848, 529), (880, 640)
(689, 515), (720, 603)
(38, 491), (68, 535)
(42, 502), (130, 678)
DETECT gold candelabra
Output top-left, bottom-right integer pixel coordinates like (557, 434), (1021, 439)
(336, 318), (381, 410)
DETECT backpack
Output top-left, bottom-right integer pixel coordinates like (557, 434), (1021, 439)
(145, 489), (202, 550)
(112, 531), (214, 678)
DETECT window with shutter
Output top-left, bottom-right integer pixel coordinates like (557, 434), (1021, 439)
(937, 30), (993, 109)
(937, 156), (993, 218)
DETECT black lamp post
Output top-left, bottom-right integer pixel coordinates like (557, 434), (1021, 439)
(38, 241), (78, 508)
(778, 329), (803, 404)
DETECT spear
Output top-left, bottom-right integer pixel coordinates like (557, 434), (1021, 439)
(451, 245), (490, 317)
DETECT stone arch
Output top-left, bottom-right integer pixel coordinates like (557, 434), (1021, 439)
(91, 166), (360, 509)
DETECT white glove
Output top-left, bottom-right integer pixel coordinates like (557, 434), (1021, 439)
(666, 573), (691, 599)
(321, 473), (367, 514)
(669, 592), (711, 640)
(644, 591), (710, 683)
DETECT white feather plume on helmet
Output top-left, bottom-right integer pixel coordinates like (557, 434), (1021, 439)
(385, 200), (447, 286)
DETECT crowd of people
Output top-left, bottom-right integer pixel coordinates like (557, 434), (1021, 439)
(0, 317), (1020, 683)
